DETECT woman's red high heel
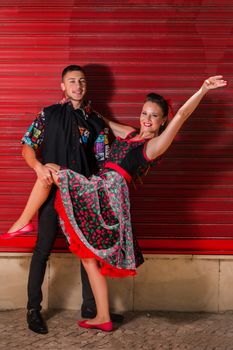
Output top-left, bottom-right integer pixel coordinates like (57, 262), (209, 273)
(1, 222), (34, 239)
(78, 320), (113, 332)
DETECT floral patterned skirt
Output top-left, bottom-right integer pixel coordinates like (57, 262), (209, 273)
(54, 169), (144, 277)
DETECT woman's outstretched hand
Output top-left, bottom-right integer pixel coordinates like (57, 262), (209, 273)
(203, 75), (227, 91)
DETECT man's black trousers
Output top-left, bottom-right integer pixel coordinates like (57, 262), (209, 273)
(27, 186), (95, 311)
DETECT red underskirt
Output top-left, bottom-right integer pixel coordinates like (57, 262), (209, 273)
(54, 190), (136, 278)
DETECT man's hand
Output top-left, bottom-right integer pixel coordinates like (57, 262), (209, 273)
(33, 163), (54, 187)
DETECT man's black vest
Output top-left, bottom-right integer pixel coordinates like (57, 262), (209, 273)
(41, 102), (105, 178)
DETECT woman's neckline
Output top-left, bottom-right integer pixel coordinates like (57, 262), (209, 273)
(117, 130), (154, 142)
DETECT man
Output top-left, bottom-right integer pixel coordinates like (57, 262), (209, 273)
(21, 65), (122, 334)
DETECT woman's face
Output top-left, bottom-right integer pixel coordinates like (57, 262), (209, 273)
(140, 101), (166, 135)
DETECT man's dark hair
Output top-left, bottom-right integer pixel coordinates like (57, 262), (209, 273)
(61, 65), (85, 81)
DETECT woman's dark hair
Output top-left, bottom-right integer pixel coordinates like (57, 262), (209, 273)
(61, 65), (85, 81)
(145, 92), (169, 134)
(145, 93), (169, 117)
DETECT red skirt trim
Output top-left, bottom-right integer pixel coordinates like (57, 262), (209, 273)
(54, 190), (136, 278)
(104, 162), (132, 183)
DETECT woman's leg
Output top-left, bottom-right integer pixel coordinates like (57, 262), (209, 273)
(81, 258), (110, 324)
(8, 179), (52, 232)
(8, 163), (60, 233)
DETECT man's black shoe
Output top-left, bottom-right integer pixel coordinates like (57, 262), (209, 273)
(27, 309), (48, 334)
(81, 305), (97, 319)
(110, 312), (124, 323)
(81, 305), (124, 323)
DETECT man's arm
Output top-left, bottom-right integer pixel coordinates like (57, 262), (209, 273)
(21, 110), (54, 187)
(22, 144), (54, 187)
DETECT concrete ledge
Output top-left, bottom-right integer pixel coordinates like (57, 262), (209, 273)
(1, 253), (233, 312)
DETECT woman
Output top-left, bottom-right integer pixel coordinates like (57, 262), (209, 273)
(2, 76), (227, 331)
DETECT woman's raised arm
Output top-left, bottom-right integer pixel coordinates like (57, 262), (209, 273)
(145, 76), (227, 160)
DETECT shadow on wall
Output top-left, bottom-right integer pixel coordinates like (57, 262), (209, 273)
(83, 63), (116, 120)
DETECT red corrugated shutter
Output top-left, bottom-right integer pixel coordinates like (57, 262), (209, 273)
(0, 0), (232, 254)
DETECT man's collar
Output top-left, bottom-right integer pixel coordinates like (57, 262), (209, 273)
(66, 99), (93, 119)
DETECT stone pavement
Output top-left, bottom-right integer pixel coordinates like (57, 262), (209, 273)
(1, 309), (233, 350)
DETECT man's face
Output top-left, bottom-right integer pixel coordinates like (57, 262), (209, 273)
(61, 70), (87, 105)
